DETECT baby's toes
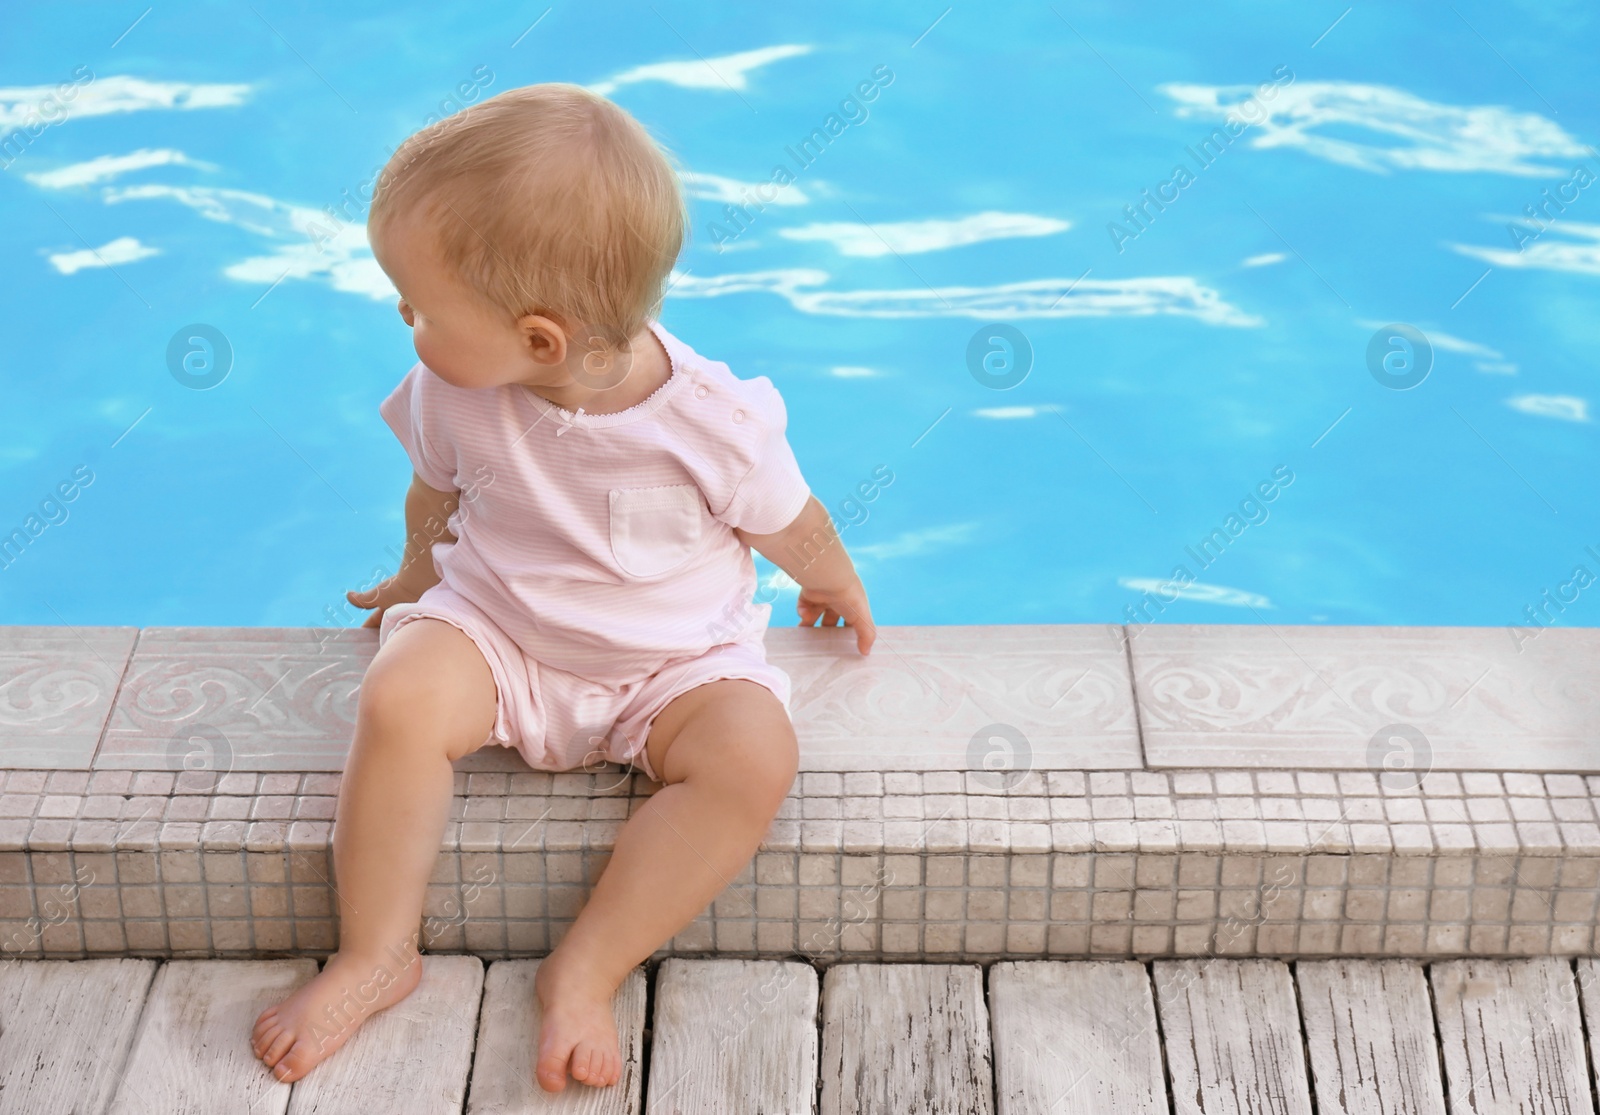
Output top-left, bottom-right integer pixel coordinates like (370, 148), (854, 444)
(249, 1020), (272, 1055)
(251, 1019), (281, 1057)
(535, 1040), (573, 1092)
(260, 1027), (296, 1068)
(273, 1036), (324, 1083)
(251, 1008), (279, 1044)
(581, 1042), (618, 1087)
(573, 1045), (597, 1082)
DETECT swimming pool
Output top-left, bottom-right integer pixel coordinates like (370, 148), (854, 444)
(2, 2), (1597, 633)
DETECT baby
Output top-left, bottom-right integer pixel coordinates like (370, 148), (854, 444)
(248, 83), (874, 1092)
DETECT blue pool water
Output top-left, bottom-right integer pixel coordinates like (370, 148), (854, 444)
(3, 2), (1599, 633)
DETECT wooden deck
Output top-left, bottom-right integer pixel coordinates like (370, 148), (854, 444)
(3, 955), (1598, 1114)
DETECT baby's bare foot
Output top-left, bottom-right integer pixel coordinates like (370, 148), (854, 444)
(533, 953), (623, 1092)
(251, 946), (424, 1083)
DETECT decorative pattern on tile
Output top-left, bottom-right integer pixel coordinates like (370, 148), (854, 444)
(2, 767), (1596, 962)
(768, 624), (1140, 771)
(1129, 624), (1600, 771)
(48, 624), (1141, 776)
(0, 627), (137, 769)
(12, 621), (1596, 780)
(95, 628), (375, 772)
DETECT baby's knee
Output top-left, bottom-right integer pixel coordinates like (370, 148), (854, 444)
(356, 620), (495, 752)
(357, 660), (424, 732)
(721, 720), (799, 818)
(356, 661), (445, 750)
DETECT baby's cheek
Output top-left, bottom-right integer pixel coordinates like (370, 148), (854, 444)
(414, 331), (474, 386)
(412, 325), (443, 371)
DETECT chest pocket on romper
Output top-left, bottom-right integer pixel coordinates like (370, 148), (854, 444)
(608, 484), (706, 578)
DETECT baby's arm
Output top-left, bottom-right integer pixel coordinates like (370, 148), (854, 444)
(348, 472), (460, 628)
(736, 495), (876, 655)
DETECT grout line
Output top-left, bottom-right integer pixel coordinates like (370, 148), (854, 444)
(1118, 623), (1151, 771)
(88, 629), (144, 773)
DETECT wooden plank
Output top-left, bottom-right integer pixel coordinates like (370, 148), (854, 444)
(819, 963), (993, 1115)
(0, 958), (156, 1115)
(645, 958), (818, 1115)
(465, 959), (646, 1114)
(1580, 959), (1600, 1100)
(1153, 959), (1312, 1115)
(109, 958), (317, 1115)
(1430, 958), (1594, 1115)
(1296, 960), (1446, 1115)
(988, 961), (1164, 1115)
(283, 954), (481, 1114)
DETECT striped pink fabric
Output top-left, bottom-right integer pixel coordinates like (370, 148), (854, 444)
(378, 318), (812, 682)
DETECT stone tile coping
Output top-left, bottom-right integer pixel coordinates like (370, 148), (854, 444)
(1, 623), (1140, 773)
(3, 621), (1598, 775)
(1130, 623), (1600, 771)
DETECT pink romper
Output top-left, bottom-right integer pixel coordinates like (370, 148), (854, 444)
(376, 319), (812, 781)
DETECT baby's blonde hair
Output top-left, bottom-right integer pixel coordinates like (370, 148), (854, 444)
(369, 82), (686, 350)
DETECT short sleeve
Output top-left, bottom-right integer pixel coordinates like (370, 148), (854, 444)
(717, 378), (811, 534)
(378, 364), (457, 492)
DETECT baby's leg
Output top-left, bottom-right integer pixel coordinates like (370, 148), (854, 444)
(251, 618), (497, 1082)
(533, 677), (797, 1092)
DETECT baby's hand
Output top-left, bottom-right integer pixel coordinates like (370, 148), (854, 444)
(796, 578), (875, 655)
(347, 571), (432, 629)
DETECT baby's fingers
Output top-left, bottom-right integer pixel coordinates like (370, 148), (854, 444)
(853, 617), (876, 655)
(798, 603), (840, 628)
(835, 597), (876, 655)
(347, 587), (388, 629)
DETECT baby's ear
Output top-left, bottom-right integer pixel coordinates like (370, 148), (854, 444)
(517, 313), (568, 366)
